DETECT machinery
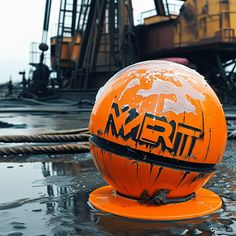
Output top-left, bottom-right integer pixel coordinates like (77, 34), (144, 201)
(36, 0), (236, 100)
(49, 0), (136, 89)
(137, 0), (236, 99)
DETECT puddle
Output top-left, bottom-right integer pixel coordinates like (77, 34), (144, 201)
(0, 163), (47, 204)
(0, 160), (105, 236)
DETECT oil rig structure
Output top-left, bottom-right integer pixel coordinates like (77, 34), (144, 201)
(26, 0), (236, 101)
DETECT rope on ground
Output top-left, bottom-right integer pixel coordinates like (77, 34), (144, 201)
(0, 133), (91, 143)
(0, 143), (90, 155)
(40, 127), (89, 135)
(0, 127), (91, 156)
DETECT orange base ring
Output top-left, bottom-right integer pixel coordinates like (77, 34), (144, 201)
(89, 185), (222, 221)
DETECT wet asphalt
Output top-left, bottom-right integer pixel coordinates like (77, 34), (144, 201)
(0, 99), (235, 236)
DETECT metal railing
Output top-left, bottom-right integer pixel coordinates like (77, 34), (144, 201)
(140, 3), (183, 24)
(175, 11), (236, 47)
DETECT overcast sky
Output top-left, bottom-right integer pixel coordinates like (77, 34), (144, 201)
(0, 0), (155, 84)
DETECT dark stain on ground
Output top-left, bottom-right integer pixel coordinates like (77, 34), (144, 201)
(0, 121), (27, 129)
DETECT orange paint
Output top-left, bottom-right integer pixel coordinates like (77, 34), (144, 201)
(89, 60), (227, 219)
(89, 185), (222, 220)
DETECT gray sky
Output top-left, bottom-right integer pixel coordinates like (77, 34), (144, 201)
(0, 0), (155, 84)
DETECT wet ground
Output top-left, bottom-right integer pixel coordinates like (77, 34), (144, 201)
(0, 99), (235, 236)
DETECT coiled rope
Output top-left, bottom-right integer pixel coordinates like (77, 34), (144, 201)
(0, 128), (91, 156)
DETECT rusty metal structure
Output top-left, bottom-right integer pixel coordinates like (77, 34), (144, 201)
(49, 0), (136, 89)
(137, 0), (236, 98)
(41, 0), (236, 99)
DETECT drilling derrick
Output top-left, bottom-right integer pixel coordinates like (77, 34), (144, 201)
(51, 0), (137, 89)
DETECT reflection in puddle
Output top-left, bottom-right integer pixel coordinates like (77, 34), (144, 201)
(0, 163), (47, 204)
(0, 159), (104, 235)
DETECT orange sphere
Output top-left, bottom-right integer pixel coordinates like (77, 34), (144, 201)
(89, 60), (227, 199)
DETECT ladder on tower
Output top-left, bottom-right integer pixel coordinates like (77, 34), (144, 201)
(55, 0), (78, 70)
